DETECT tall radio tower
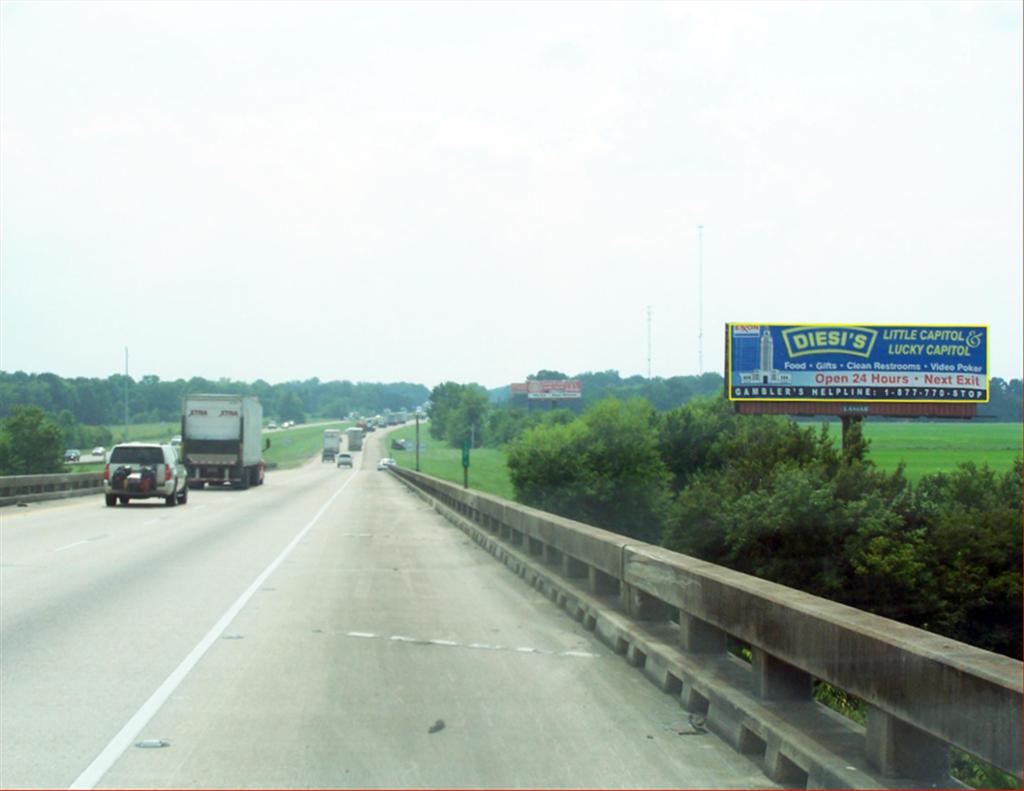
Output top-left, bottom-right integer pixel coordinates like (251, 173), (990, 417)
(697, 224), (704, 375)
(646, 305), (652, 380)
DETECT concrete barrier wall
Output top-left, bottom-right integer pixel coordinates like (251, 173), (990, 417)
(391, 466), (1023, 788)
(0, 472), (104, 506)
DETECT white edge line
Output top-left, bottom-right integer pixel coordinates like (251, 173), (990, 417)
(67, 474), (356, 790)
(346, 632), (376, 638)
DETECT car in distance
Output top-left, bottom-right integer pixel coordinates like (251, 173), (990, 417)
(104, 442), (188, 507)
(267, 422), (278, 430)
(64, 449), (81, 462)
(376, 458), (396, 471)
(91, 446), (106, 457)
(336, 453), (353, 468)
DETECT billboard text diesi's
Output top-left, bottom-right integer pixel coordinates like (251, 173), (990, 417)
(727, 324), (988, 403)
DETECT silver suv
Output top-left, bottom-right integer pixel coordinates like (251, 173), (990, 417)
(104, 443), (188, 507)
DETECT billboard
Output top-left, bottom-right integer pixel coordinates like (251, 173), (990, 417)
(727, 324), (988, 403)
(511, 380), (582, 399)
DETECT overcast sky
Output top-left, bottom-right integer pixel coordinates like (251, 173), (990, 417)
(2, 1), (1020, 389)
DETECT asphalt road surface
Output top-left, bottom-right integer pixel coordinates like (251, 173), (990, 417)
(1, 432), (773, 789)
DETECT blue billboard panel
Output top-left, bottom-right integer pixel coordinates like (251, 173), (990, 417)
(727, 324), (988, 402)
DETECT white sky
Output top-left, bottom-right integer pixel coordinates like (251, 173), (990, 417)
(2, 0), (1021, 388)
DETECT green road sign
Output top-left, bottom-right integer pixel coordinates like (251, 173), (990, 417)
(462, 439), (470, 468)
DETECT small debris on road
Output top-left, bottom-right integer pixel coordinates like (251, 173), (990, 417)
(428, 719), (445, 734)
(135, 739), (170, 749)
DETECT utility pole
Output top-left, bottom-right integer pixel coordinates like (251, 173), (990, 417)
(415, 412), (420, 472)
(698, 224), (704, 375)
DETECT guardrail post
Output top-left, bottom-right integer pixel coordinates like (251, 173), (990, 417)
(588, 567), (619, 596)
(751, 648), (811, 700)
(562, 555), (588, 579)
(679, 613), (727, 654)
(621, 583), (669, 621)
(865, 705), (949, 782)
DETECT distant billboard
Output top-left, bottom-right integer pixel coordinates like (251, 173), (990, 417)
(511, 380), (582, 399)
(727, 324), (988, 403)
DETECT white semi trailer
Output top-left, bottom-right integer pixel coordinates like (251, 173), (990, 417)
(346, 427), (363, 452)
(182, 394), (267, 489)
(322, 429), (342, 462)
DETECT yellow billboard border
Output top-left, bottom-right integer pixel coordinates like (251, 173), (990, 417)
(726, 323), (990, 404)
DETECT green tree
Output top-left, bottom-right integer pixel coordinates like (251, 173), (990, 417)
(656, 396), (737, 491)
(0, 406), (64, 475)
(508, 398), (670, 542)
(277, 391), (306, 424)
(446, 387), (490, 448)
(427, 381), (465, 442)
(905, 461), (1023, 657)
(659, 397), (1022, 659)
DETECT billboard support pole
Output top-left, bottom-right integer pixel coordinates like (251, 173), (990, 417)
(415, 413), (420, 472)
(840, 415), (863, 458)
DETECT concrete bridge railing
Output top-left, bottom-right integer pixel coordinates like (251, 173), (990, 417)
(391, 466), (1022, 789)
(0, 472), (104, 507)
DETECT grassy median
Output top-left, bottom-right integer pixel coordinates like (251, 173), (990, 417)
(264, 422), (350, 469)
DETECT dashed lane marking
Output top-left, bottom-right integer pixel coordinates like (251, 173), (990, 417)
(54, 534), (110, 553)
(341, 631), (598, 658)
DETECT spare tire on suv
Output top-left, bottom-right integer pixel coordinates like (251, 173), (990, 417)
(103, 442), (188, 507)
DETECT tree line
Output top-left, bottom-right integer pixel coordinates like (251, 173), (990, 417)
(432, 370), (729, 449)
(0, 371), (429, 427)
(489, 369), (727, 413)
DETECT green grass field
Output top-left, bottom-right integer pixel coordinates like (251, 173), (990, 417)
(384, 423), (516, 500)
(823, 421), (1022, 482)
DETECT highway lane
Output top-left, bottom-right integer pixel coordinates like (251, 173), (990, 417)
(2, 453), (360, 789)
(2, 434), (773, 789)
